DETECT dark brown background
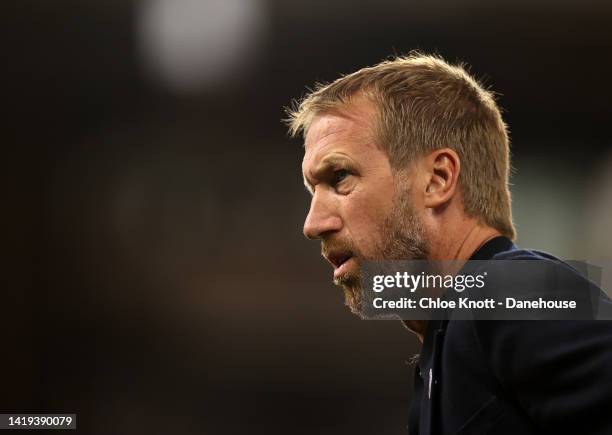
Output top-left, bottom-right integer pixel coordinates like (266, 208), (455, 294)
(5, 1), (612, 434)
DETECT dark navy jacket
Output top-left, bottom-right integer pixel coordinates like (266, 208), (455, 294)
(408, 237), (612, 435)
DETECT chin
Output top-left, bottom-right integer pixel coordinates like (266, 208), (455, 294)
(342, 285), (364, 317)
(333, 266), (363, 317)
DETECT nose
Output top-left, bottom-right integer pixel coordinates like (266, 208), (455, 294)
(303, 191), (342, 239)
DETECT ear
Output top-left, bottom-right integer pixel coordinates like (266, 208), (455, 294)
(423, 148), (461, 209)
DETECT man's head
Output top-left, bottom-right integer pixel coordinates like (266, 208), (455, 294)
(287, 53), (514, 315)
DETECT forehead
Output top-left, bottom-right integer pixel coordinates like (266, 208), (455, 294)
(302, 104), (379, 170)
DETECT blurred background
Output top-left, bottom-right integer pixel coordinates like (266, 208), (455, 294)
(5, 0), (612, 434)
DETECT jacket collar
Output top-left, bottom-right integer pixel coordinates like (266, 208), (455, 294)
(417, 236), (515, 372)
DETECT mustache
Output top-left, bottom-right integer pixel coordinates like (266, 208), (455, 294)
(321, 238), (358, 259)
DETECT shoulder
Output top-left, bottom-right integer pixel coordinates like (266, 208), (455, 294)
(474, 247), (607, 301)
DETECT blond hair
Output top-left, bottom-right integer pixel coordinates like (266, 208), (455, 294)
(286, 53), (515, 240)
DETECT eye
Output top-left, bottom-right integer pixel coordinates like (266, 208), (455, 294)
(332, 169), (350, 186)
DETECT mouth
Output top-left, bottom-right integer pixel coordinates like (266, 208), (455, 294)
(325, 251), (354, 279)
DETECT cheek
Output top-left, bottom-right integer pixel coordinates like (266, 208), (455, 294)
(341, 189), (394, 253)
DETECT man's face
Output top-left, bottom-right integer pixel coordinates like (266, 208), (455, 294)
(301, 102), (428, 315)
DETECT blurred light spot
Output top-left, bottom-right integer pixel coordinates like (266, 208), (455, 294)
(137, 0), (267, 93)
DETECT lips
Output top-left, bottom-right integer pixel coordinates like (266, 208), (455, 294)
(326, 251), (350, 267)
(325, 251), (354, 278)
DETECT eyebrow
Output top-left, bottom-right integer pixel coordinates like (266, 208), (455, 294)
(303, 154), (353, 194)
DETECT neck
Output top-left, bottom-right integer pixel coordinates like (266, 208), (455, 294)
(401, 320), (427, 342)
(402, 221), (502, 343)
(431, 221), (502, 261)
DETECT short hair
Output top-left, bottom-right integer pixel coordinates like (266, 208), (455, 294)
(286, 53), (516, 240)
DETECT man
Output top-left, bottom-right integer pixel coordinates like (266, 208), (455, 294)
(286, 54), (612, 434)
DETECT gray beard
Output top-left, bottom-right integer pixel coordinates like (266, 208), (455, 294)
(338, 186), (429, 316)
